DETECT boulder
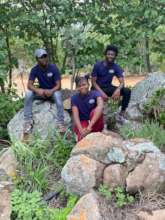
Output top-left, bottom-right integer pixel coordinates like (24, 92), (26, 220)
(102, 130), (123, 140)
(123, 138), (160, 171)
(0, 169), (13, 220)
(107, 147), (126, 164)
(67, 191), (110, 220)
(8, 100), (70, 141)
(0, 148), (17, 178)
(123, 138), (160, 155)
(138, 209), (165, 220)
(126, 153), (165, 193)
(71, 132), (123, 164)
(0, 188), (11, 220)
(62, 133), (165, 196)
(127, 72), (165, 121)
(103, 164), (128, 190)
(61, 154), (105, 196)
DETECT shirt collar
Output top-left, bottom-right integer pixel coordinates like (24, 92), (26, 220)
(104, 60), (114, 67)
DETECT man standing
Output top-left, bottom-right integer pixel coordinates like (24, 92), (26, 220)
(24, 48), (65, 134)
(91, 45), (131, 123)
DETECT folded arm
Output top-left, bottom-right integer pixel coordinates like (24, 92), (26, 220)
(88, 96), (104, 130)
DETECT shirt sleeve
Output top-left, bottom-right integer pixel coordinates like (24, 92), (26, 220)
(94, 90), (102, 98)
(53, 64), (61, 82)
(71, 96), (78, 107)
(29, 68), (36, 81)
(114, 65), (124, 78)
(91, 63), (99, 77)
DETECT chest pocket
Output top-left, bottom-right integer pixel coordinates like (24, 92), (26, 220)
(47, 72), (53, 78)
(88, 98), (96, 109)
(109, 69), (115, 74)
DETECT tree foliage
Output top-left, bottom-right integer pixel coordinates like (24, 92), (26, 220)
(0, 0), (164, 91)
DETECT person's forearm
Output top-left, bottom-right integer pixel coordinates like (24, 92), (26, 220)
(73, 115), (83, 132)
(28, 84), (39, 93)
(89, 106), (103, 128)
(51, 84), (61, 92)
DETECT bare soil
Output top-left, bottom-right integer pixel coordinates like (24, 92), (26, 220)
(13, 74), (145, 96)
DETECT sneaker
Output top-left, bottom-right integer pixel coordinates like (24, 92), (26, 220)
(115, 114), (129, 125)
(57, 123), (66, 134)
(23, 120), (33, 134)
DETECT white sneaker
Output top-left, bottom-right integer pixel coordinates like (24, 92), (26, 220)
(23, 120), (33, 134)
(115, 114), (129, 125)
(57, 123), (66, 134)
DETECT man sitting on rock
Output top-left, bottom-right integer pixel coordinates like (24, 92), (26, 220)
(23, 48), (65, 134)
(71, 75), (104, 142)
(91, 45), (131, 124)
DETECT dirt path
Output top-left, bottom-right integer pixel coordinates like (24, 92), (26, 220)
(13, 74), (145, 96)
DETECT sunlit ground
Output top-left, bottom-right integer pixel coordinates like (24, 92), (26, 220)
(13, 73), (145, 96)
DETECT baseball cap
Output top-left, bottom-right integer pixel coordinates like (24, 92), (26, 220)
(34, 49), (47, 58)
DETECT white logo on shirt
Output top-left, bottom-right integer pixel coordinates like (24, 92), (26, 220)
(47, 72), (53, 77)
(109, 69), (115, 74)
(89, 99), (95, 104)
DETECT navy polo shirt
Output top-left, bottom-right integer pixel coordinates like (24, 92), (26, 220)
(71, 90), (102, 121)
(29, 64), (61, 89)
(91, 61), (124, 88)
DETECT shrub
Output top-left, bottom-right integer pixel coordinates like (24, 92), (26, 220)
(11, 189), (50, 220)
(120, 120), (165, 150)
(98, 185), (134, 208)
(106, 99), (119, 130)
(0, 91), (23, 140)
(11, 189), (78, 220)
(143, 88), (165, 127)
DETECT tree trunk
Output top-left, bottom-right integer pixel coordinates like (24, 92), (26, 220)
(61, 51), (68, 74)
(71, 53), (76, 91)
(145, 35), (152, 73)
(0, 81), (5, 93)
(5, 31), (12, 89)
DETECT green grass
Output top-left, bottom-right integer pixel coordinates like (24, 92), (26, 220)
(12, 132), (75, 192)
(120, 120), (165, 150)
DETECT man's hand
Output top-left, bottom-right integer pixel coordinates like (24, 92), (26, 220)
(112, 88), (120, 101)
(44, 89), (54, 97)
(36, 88), (45, 97)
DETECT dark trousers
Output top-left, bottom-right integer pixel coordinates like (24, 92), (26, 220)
(102, 85), (131, 111)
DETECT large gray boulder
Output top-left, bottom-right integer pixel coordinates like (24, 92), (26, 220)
(126, 153), (165, 193)
(127, 72), (165, 121)
(62, 133), (165, 196)
(0, 148), (15, 220)
(61, 154), (105, 196)
(0, 148), (17, 178)
(67, 191), (110, 220)
(8, 100), (70, 141)
(71, 132), (123, 164)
